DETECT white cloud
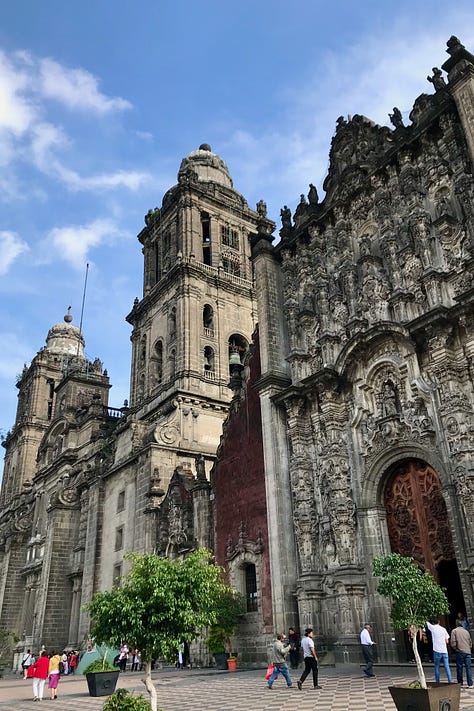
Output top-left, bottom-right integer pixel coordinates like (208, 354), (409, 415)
(0, 50), (36, 135)
(0, 232), (29, 274)
(54, 165), (150, 192)
(135, 130), (154, 142)
(29, 121), (70, 170)
(0, 50), (147, 197)
(39, 58), (132, 114)
(27, 122), (149, 192)
(45, 218), (127, 269)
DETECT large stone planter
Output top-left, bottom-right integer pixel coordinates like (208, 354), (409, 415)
(389, 682), (460, 711)
(213, 652), (229, 670)
(85, 670), (120, 697)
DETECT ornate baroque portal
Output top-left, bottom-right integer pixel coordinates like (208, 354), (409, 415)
(384, 458), (464, 618)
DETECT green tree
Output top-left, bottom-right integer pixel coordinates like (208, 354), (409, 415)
(207, 588), (245, 654)
(85, 549), (233, 711)
(373, 553), (449, 689)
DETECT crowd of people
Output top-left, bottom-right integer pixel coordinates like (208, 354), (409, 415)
(18, 612), (473, 700)
(113, 644), (143, 672)
(265, 612), (473, 691)
(266, 627), (321, 690)
(21, 649), (79, 701)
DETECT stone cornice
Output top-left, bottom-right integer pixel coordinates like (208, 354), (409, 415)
(253, 371), (292, 395)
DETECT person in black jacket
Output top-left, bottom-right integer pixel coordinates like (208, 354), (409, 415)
(288, 627), (301, 669)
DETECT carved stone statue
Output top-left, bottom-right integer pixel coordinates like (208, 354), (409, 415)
(280, 205), (292, 229)
(389, 107), (404, 129)
(308, 184), (319, 205)
(381, 382), (398, 416)
(256, 199), (267, 217)
(427, 67), (446, 91)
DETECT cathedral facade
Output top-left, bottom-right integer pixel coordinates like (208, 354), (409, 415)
(214, 36), (474, 663)
(1, 36), (474, 667)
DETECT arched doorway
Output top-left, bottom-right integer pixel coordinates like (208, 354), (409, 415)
(384, 458), (465, 629)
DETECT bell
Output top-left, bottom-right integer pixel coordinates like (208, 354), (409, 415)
(229, 351), (241, 367)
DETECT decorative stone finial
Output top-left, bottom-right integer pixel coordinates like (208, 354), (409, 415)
(199, 143), (212, 151)
(64, 306), (73, 323)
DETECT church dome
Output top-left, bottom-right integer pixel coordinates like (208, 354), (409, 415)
(178, 144), (233, 188)
(45, 308), (85, 356)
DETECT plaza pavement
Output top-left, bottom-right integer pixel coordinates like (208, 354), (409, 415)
(1, 664), (474, 711)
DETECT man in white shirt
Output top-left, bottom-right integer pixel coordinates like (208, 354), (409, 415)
(297, 628), (321, 690)
(360, 624), (376, 677)
(427, 618), (452, 683)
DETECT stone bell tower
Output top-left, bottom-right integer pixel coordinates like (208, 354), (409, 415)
(125, 144), (275, 494)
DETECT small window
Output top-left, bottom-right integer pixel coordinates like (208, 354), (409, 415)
(202, 212), (211, 264)
(221, 225), (239, 250)
(117, 490), (125, 513)
(203, 304), (214, 331)
(204, 346), (215, 372)
(115, 526), (124, 551)
(245, 564), (258, 612)
(222, 256), (241, 277)
(113, 564), (122, 586)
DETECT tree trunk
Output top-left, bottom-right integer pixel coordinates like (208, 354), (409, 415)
(141, 659), (158, 711)
(412, 632), (427, 689)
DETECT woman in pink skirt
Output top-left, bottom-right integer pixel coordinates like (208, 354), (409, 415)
(48, 650), (62, 700)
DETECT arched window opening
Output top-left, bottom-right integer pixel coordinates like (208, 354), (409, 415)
(228, 334), (248, 377)
(203, 304), (214, 336)
(245, 564), (258, 612)
(204, 346), (215, 375)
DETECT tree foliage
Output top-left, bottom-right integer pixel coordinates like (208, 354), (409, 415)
(207, 588), (245, 653)
(86, 549), (230, 662)
(85, 549), (235, 711)
(102, 688), (154, 711)
(373, 553), (449, 630)
(373, 553), (450, 689)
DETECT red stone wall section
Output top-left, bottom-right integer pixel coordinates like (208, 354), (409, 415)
(213, 327), (272, 630)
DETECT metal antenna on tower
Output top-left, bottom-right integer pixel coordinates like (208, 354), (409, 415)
(77, 262), (89, 356)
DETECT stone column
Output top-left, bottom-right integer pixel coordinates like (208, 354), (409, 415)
(77, 478), (104, 643)
(251, 231), (297, 631)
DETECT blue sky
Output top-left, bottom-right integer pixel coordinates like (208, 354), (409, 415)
(1, 1), (474, 469)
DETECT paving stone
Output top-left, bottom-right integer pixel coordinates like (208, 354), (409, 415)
(1, 666), (474, 711)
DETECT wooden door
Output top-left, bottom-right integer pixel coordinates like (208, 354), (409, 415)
(384, 459), (455, 579)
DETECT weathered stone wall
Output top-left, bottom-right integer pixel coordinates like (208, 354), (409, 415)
(213, 330), (274, 662)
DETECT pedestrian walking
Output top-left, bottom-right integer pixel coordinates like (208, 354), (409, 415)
(266, 633), (293, 689)
(119, 643), (129, 672)
(288, 627), (301, 669)
(69, 651), (78, 674)
(21, 649), (34, 679)
(31, 650), (49, 701)
(297, 627), (321, 690)
(48, 650), (62, 700)
(360, 623), (376, 677)
(427, 618), (452, 683)
(450, 619), (473, 688)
